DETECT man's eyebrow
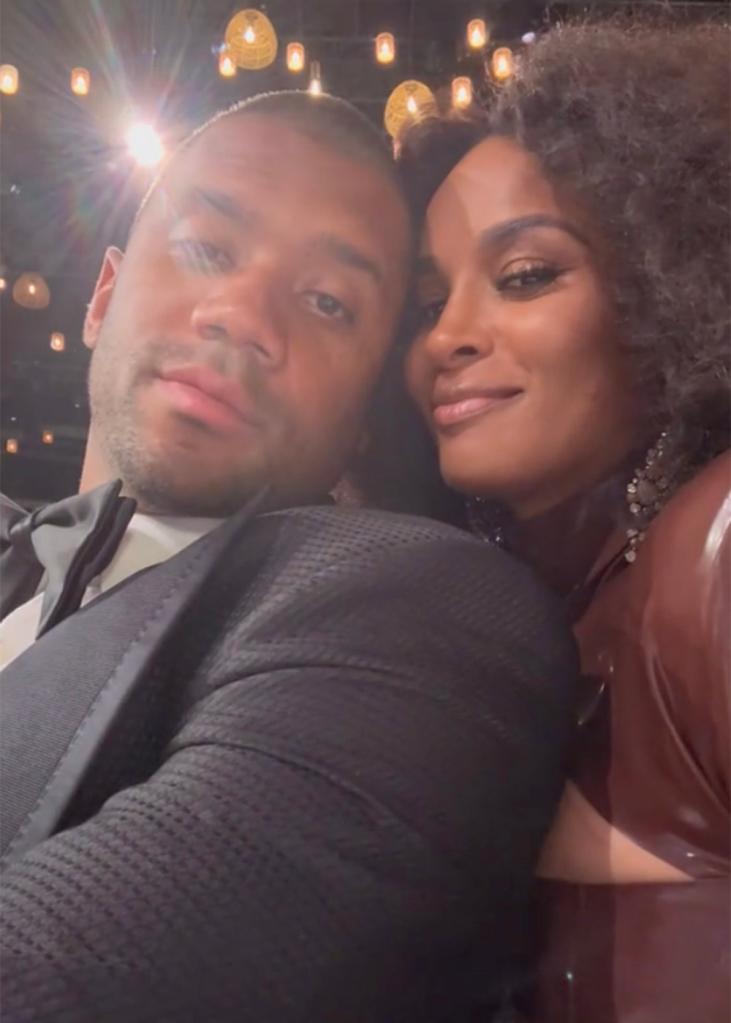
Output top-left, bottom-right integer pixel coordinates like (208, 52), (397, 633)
(479, 213), (590, 250)
(168, 186), (258, 229)
(310, 233), (383, 288)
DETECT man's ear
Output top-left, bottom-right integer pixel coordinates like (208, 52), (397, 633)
(83, 246), (124, 350)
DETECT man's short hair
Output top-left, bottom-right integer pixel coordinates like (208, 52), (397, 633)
(133, 90), (401, 232)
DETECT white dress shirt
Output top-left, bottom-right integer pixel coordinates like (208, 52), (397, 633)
(0, 512), (221, 671)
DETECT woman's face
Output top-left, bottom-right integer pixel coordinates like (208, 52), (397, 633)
(406, 136), (642, 519)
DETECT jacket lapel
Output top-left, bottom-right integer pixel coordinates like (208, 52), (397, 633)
(0, 490), (268, 864)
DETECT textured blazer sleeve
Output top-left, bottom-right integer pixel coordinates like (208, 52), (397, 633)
(0, 507), (577, 1023)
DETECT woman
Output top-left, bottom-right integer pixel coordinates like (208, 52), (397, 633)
(394, 20), (730, 1023)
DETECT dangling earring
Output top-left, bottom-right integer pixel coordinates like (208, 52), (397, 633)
(624, 430), (673, 562)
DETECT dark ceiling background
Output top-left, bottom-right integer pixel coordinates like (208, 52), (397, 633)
(1, 0), (725, 503)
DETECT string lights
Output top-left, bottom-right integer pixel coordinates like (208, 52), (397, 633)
(0, 64), (19, 95)
(218, 49), (236, 77)
(286, 41), (305, 72)
(375, 32), (396, 64)
(308, 60), (323, 95)
(467, 19), (488, 50)
(50, 332), (66, 352)
(491, 47), (515, 82)
(70, 67), (90, 95)
(41, 430), (54, 446)
(5, 439), (19, 455)
(451, 76), (473, 110)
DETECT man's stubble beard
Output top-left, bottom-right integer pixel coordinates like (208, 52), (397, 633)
(87, 330), (279, 517)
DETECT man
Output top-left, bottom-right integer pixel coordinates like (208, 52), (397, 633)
(0, 92), (577, 1021)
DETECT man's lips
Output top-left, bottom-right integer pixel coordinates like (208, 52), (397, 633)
(154, 366), (263, 432)
(431, 386), (524, 428)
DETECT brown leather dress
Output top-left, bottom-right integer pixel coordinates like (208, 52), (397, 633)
(534, 452), (730, 1022)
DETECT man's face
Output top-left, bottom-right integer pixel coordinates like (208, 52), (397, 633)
(84, 114), (410, 515)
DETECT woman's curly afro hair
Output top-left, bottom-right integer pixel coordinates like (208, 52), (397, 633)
(396, 18), (730, 493)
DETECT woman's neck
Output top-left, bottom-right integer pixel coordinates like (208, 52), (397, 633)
(503, 473), (628, 596)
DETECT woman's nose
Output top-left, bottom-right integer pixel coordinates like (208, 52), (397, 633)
(422, 291), (493, 369)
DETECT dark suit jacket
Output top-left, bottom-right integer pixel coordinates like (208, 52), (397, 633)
(0, 503), (577, 1022)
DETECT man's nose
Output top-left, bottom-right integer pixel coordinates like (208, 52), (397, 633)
(190, 264), (287, 369)
(423, 290), (493, 370)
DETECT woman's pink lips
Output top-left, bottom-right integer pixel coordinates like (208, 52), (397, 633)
(432, 391), (523, 428)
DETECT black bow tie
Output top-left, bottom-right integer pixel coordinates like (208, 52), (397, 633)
(0, 480), (136, 639)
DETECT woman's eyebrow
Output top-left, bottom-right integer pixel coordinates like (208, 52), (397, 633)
(479, 214), (590, 250)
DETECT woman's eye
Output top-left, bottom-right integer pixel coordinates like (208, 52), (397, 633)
(170, 239), (233, 275)
(496, 264), (561, 294)
(303, 291), (354, 324)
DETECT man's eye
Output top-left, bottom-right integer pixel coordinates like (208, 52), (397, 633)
(170, 239), (233, 275)
(302, 291), (354, 324)
(415, 298), (447, 329)
(496, 264), (561, 294)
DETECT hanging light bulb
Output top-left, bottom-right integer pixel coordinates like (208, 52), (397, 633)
(224, 9), (278, 70)
(451, 76), (473, 110)
(0, 64), (19, 95)
(491, 47), (515, 82)
(219, 50), (236, 77)
(467, 19), (488, 50)
(0, 277), (6, 291)
(71, 67), (90, 96)
(50, 332), (66, 352)
(12, 272), (50, 310)
(5, 438), (19, 454)
(42, 430), (55, 445)
(286, 42), (305, 72)
(375, 32), (396, 65)
(308, 60), (323, 96)
(384, 81), (437, 139)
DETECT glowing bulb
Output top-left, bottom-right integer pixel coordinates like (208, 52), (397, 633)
(244, 25), (256, 44)
(50, 332), (66, 352)
(0, 64), (18, 95)
(467, 19), (488, 50)
(286, 42), (305, 72)
(452, 76), (473, 110)
(5, 438), (18, 454)
(71, 68), (90, 96)
(219, 51), (236, 77)
(42, 430), (54, 445)
(0, 277), (7, 291)
(28, 282), (37, 296)
(521, 31), (537, 44)
(125, 123), (164, 167)
(308, 60), (323, 96)
(375, 32), (396, 65)
(406, 95), (418, 115)
(491, 47), (514, 82)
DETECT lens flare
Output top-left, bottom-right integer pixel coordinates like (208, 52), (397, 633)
(125, 123), (164, 167)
